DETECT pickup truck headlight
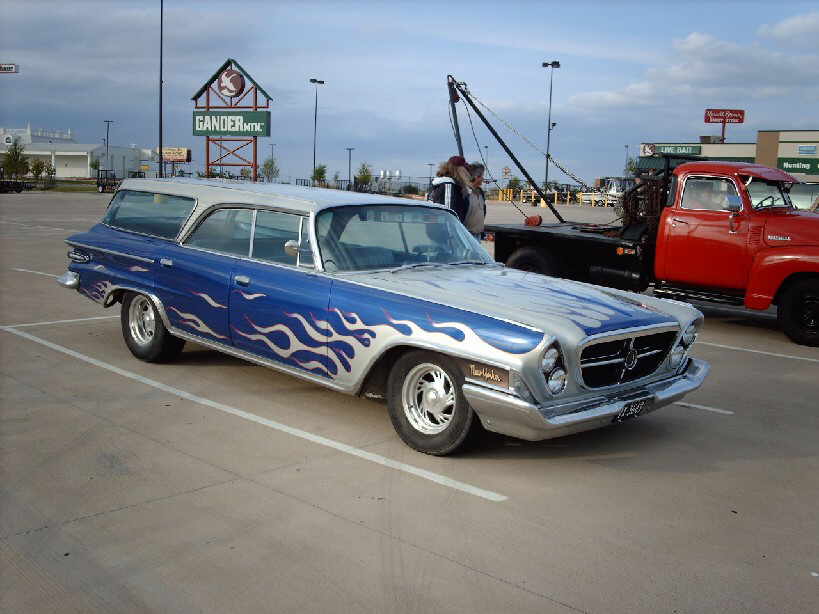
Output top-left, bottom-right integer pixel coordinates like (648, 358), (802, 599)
(541, 347), (560, 372)
(681, 324), (697, 347)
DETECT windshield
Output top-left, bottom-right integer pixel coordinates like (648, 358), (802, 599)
(745, 177), (793, 209)
(315, 205), (492, 272)
(789, 183), (819, 210)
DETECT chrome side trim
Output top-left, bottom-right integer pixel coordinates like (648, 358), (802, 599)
(66, 241), (155, 264)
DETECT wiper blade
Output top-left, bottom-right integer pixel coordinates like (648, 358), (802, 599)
(389, 262), (442, 274)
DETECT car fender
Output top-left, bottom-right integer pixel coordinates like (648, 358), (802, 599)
(745, 246), (819, 310)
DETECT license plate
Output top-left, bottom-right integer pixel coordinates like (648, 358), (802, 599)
(613, 398), (653, 422)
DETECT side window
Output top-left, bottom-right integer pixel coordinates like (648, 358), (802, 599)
(102, 190), (195, 238)
(681, 177), (739, 212)
(252, 210), (304, 265)
(185, 208), (252, 257)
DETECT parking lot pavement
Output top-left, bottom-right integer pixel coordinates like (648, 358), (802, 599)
(2, 192), (818, 614)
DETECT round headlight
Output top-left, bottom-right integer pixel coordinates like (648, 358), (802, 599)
(541, 347), (560, 372)
(681, 324), (697, 347)
(669, 346), (686, 369)
(547, 368), (567, 395)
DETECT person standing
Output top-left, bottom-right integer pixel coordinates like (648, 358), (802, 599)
(428, 156), (471, 224)
(465, 162), (486, 239)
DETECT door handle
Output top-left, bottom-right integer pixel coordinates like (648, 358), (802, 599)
(235, 275), (250, 286)
(159, 258), (173, 267)
(671, 218), (689, 224)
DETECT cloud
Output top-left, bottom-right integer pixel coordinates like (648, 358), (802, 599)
(567, 32), (819, 111)
(759, 11), (819, 46)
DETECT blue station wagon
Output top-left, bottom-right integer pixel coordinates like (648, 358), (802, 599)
(58, 179), (709, 455)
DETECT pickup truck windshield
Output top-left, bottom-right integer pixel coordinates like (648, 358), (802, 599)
(745, 178), (793, 209)
(316, 205), (491, 272)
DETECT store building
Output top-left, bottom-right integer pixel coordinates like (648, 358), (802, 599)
(639, 130), (819, 182)
(1, 124), (152, 179)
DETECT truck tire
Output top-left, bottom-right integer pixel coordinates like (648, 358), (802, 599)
(778, 279), (819, 347)
(506, 246), (561, 277)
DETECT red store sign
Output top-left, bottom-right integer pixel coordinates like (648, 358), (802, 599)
(704, 109), (745, 124)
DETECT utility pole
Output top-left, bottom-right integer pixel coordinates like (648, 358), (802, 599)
(624, 144), (630, 175)
(103, 120), (113, 170)
(427, 163), (435, 191)
(345, 147), (354, 187)
(158, 0), (164, 178)
(542, 60), (560, 191)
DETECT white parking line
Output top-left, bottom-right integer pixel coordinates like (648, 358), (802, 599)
(8, 315), (119, 328)
(674, 402), (735, 415)
(0, 326), (508, 503)
(11, 267), (59, 278)
(697, 341), (819, 364)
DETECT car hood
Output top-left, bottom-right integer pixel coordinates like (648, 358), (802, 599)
(343, 265), (687, 343)
(762, 208), (819, 247)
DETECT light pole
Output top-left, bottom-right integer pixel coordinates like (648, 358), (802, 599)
(103, 120), (113, 170)
(309, 78), (325, 181)
(158, 0), (164, 178)
(345, 147), (354, 188)
(427, 163), (435, 191)
(624, 144), (629, 176)
(542, 60), (560, 192)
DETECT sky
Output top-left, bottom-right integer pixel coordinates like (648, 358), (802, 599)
(1, 0), (818, 185)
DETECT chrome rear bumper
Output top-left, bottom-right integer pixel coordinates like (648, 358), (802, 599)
(56, 270), (80, 290)
(463, 358), (710, 441)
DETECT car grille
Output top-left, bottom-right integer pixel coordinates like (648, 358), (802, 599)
(579, 330), (677, 388)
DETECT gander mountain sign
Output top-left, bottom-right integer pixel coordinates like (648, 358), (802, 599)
(193, 111), (270, 137)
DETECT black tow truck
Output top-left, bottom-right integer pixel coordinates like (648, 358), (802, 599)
(0, 168), (30, 193)
(96, 169), (119, 193)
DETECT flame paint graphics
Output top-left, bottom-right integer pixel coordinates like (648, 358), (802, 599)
(192, 291), (226, 309)
(80, 279), (115, 303)
(237, 291), (265, 301)
(168, 306), (227, 339)
(129, 265), (150, 272)
(232, 306), (534, 381)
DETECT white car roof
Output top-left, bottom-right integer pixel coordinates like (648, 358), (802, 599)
(117, 178), (441, 214)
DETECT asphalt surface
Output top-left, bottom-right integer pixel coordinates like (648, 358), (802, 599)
(1, 192), (817, 614)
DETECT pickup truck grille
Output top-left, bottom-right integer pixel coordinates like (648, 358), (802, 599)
(580, 330), (677, 388)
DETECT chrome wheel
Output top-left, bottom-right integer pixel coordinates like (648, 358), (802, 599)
(128, 295), (156, 346)
(401, 363), (456, 435)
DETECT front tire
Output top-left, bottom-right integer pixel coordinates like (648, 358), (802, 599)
(778, 279), (819, 346)
(121, 292), (185, 361)
(386, 351), (478, 455)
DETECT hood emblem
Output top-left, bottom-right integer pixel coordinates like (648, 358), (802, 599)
(767, 235), (791, 241)
(624, 348), (638, 370)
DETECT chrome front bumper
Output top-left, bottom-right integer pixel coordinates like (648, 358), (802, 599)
(463, 358), (710, 441)
(57, 270), (80, 289)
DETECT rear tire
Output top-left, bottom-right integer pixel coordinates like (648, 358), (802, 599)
(386, 351), (479, 455)
(506, 246), (561, 277)
(778, 279), (819, 346)
(121, 292), (185, 361)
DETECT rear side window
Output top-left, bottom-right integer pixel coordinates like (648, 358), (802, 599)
(185, 208), (252, 257)
(103, 190), (195, 239)
(252, 210), (307, 265)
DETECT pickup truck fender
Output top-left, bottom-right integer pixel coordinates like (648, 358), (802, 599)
(745, 246), (819, 310)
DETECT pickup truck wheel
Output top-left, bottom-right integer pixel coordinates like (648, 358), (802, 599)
(778, 279), (819, 347)
(121, 292), (185, 362)
(506, 246), (560, 277)
(387, 351), (478, 455)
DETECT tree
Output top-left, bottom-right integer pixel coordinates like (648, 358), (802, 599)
(2, 137), (29, 179)
(89, 157), (100, 172)
(332, 171), (340, 185)
(261, 156), (280, 182)
(240, 167), (251, 179)
(355, 162), (372, 189)
(507, 176), (523, 190)
(624, 156), (638, 177)
(30, 158), (45, 181)
(311, 164), (327, 183)
(45, 162), (56, 178)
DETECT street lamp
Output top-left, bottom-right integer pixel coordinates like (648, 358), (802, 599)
(103, 120), (113, 170)
(345, 147), (354, 188)
(309, 78), (325, 181)
(427, 163), (435, 190)
(541, 60), (560, 192)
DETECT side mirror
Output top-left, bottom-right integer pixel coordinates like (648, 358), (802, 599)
(283, 240), (299, 259)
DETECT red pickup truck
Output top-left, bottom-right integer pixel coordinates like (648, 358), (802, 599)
(487, 159), (819, 346)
